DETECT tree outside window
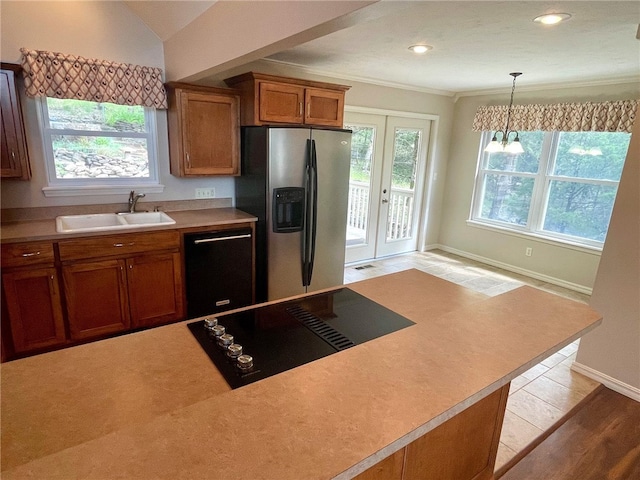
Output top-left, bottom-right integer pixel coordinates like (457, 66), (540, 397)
(472, 130), (630, 247)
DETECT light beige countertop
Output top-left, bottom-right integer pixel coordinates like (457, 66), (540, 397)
(0, 207), (256, 243)
(0, 269), (601, 479)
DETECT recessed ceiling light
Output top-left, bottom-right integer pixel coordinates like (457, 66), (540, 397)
(408, 44), (432, 54)
(533, 13), (572, 25)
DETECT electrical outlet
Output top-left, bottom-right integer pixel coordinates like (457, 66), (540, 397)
(525, 247), (533, 257)
(195, 188), (216, 199)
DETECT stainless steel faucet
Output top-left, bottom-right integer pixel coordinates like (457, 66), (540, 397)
(128, 190), (146, 213)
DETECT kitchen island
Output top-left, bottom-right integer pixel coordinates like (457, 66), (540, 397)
(0, 269), (601, 479)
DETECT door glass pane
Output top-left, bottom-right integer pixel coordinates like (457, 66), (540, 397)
(345, 124), (375, 247)
(386, 128), (421, 241)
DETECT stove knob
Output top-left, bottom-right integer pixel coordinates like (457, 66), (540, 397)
(203, 317), (218, 330)
(210, 325), (225, 337)
(218, 333), (234, 349)
(227, 344), (243, 358)
(236, 354), (254, 371)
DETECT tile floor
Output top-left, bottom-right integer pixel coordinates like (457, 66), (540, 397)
(343, 249), (600, 470)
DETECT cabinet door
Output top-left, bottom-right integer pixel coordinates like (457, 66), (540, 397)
(2, 267), (66, 353)
(127, 252), (184, 328)
(180, 90), (240, 175)
(0, 67), (31, 179)
(305, 88), (345, 127)
(63, 259), (131, 340)
(403, 384), (509, 480)
(259, 82), (304, 124)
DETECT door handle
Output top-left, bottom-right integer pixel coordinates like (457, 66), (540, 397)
(382, 199), (389, 204)
(193, 234), (251, 244)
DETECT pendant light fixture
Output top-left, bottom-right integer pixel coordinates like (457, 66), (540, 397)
(485, 72), (524, 154)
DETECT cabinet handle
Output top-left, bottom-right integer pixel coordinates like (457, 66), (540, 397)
(299, 102), (303, 116)
(186, 153), (191, 168)
(307, 102), (311, 118)
(11, 151), (16, 160)
(21, 251), (41, 257)
(113, 242), (135, 248)
(193, 234), (251, 244)
(129, 264), (133, 269)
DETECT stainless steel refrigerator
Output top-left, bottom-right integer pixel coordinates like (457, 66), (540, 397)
(236, 126), (352, 302)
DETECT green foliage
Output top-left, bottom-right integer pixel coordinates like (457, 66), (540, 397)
(103, 104), (144, 127)
(391, 129), (421, 189)
(348, 125), (374, 183)
(47, 98), (144, 129)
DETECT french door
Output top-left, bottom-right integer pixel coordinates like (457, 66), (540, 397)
(344, 111), (430, 264)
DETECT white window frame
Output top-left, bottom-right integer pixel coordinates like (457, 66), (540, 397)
(37, 97), (164, 197)
(469, 130), (625, 250)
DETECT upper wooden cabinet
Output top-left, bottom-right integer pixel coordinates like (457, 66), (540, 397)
(224, 72), (350, 128)
(166, 82), (240, 176)
(1, 63), (31, 180)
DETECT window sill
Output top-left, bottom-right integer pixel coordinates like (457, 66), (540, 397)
(466, 219), (603, 256)
(42, 184), (165, 197)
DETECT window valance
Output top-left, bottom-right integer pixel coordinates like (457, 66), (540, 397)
(20, 48), (168, 109)
(472, 99), (637, 134)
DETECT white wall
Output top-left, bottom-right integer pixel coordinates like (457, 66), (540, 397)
(0, 1), (234, 209)
(439, 81), (640, 291)
(574, 116), (640, 398)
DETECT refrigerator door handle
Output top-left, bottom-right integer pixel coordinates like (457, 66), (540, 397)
(302, 139), (312, 287)
(307, 139), (319, 286)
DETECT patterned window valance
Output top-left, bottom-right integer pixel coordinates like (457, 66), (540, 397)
(472, 100), (637, 134)
(20, 48), (168, 109)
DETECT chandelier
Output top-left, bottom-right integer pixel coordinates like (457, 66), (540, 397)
(485, 72), (524, 154)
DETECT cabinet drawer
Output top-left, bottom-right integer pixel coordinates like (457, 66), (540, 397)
(1, 242), (55, 268)
(58, 230), (180, 262)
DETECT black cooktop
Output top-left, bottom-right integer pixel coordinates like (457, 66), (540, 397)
(187, 288), (415, 389)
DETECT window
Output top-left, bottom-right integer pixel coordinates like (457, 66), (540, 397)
(470, 130), (630, 247)
(38, 98), (161, 196)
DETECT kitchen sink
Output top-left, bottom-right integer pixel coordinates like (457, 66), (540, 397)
(55, 212), (176, 233)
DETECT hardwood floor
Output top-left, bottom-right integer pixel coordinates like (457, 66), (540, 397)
(499, 386), (640, 480)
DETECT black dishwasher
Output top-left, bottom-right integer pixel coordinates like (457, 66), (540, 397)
(184, 228), (253, 318)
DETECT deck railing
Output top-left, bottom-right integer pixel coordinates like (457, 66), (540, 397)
(347, 181), (414, 241)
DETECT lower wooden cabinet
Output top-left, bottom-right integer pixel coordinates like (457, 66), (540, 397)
(127, 252), (183, 328)
(63, 252), (184, 340)
(2, 267), (66, 353)
(63, 259), (131, 340)
(355, 384), (509, 480)
(1, 224), (251, 360)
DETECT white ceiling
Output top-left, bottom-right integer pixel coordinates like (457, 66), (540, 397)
(126, 1), (640, 95)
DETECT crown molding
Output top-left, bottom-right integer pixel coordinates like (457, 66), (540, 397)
(454, 75), (640, 100)
(262, 58), (456, 97)
(260, 59), (638, 101)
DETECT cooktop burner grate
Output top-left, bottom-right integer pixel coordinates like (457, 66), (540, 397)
(285, 305), (355, 351)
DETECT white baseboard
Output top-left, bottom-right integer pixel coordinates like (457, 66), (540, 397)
(429, 244), (593, 295)
(571, 362), (640, 402)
